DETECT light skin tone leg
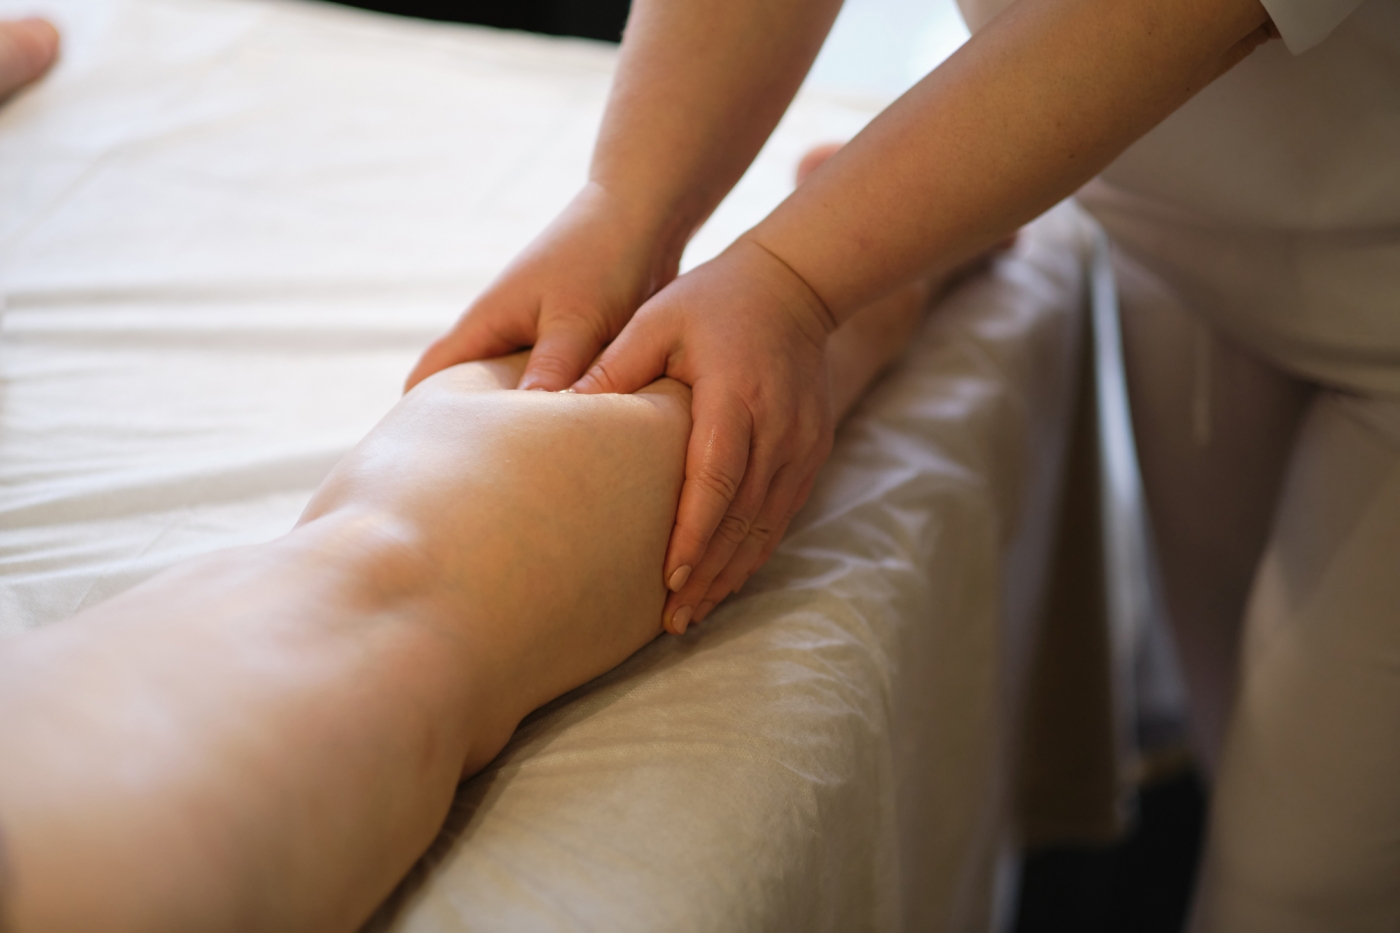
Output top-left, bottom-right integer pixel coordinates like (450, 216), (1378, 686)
(0, 148), (946, 932)
(0, 366), (691, 933)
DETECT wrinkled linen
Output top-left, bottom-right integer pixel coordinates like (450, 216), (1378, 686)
(0, 0), (1091, 929)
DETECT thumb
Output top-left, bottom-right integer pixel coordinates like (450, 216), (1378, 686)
(571, 316), (669, 396)
(518, 314), (608, 391)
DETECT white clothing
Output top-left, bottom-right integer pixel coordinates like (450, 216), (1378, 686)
(1263, 0), (1370, 52)
(1077, 1), (1400, 927)
(956, 0), (1400, 928)
(1088, 0), (1400, 395)
(1115, 248), (1400, 930)
(964, 0), (1400, 396)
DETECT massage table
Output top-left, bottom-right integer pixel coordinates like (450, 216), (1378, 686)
(0, 0), (1099, 927)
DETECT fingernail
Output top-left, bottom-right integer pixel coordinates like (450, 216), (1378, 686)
(695, 600), (715, 622)
(671, 604), (693, 634)
(561, 388), (576, 394)
(667, 565), (692, 592)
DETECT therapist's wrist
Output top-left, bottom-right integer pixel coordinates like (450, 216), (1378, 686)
(727, 234), (838, 347)
(585, 164), (719, 271)
(571, 178), (694, 296)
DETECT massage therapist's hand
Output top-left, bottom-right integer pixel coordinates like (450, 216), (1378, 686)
(573, 237), (837, 635)
(405, 182), (682, 392)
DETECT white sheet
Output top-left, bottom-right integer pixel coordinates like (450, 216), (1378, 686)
(0, 1), (1091, 928)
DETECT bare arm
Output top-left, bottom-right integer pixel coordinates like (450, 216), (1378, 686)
(591, 0), (845, 257)
(751, 0), (1275, 320)
(405, 0), (843, 393)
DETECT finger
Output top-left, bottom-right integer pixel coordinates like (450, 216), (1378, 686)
(662, 590), (690, 635)
(695, 473), (809, 620)
(693, 490), (803, 624)
(754, 472), (818, 571)
(695, 435), (823, 624)
(668, 510), (794, 629)
(664, 580), (730, 632)
(518, 313), (610, 391)
(660, 390), (754, 633)
(405, 310), (528, 391)
(698, 461), (808, 613)
(668, 430), (783, 620)
(571, 316), (668, 397)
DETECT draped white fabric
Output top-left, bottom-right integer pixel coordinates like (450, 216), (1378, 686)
(0, 1), (1091, 928)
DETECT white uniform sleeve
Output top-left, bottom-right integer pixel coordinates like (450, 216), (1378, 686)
(1259, 0), (1368, 53)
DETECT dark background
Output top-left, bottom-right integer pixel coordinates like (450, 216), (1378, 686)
(333, 0), (632, 41)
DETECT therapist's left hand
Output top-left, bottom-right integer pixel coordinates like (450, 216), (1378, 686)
(573, 236), (837, 636)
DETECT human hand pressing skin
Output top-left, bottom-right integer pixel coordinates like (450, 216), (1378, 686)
(573, 234), (837, 635)
(576, 141), (1016, 635)
(405, 182), (684, 393)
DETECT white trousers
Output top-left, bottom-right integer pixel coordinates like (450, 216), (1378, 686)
(1108, 240), (1400, 931)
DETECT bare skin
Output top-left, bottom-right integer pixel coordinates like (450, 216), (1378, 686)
(408, 0), (1278, 636)
(0, 146), (947, 933)
(0, 18), (58, 101)
(0, 366), (695, 933)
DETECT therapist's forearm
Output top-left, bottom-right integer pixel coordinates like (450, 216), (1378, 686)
(748, 0), (1274, 322)
(590, 0), (844, 258)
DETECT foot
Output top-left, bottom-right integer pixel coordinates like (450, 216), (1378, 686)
(0, 18), (59, 101)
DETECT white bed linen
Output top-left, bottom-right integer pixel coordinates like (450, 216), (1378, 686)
(0, 0), (1091, 928)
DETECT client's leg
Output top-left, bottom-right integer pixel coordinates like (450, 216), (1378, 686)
(0, 361), (691, 933)
(0, 225), (930, 932)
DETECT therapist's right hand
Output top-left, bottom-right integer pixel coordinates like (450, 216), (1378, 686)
(405, 182), (682, 393)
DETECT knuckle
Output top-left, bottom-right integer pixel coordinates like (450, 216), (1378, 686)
(740, 375), (767, 404)
(713, 512), (751, 547)
(705, 580), (736, 606)
(745, 518), (777, 545)
(585, 357), (617, 391)
(527, 353), (576, 380)
(691, 467), (742, 505)
(564, 306), (614, 349)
